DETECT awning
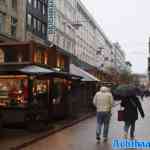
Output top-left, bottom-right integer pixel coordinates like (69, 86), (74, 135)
(0, 63), (81, 80)
(70, 64), (100, 82)
(20, 65), (54, 75)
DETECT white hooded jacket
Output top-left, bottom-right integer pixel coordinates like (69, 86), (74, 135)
(93, 87), (113, 112)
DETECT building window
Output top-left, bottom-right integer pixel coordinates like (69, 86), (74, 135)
(96, 50), (102, 55)
(34, 0), (37, 8)
(37, 20), (41, 32)
(42, 23), (46, 35)
(11, 17), (17, 37)
(27, 14), (32, 26)
(44, 0), (47, 4)
(63, 38), (65, 48)
(0, 13), (4, 33)
(12, 0), (17, 10)
(35, 50), (44, 64)
(104, 57), (109, 61)
(42, 4), (46, 16)
(101, 64), (104, 67)
(67, 40), (71, 51)
(56, 34), (60, 45)
(37, 0), (41, 11)
(0, 0), (5, 4)
(33, 17), (37, 31)
(28, 0), (32, 4)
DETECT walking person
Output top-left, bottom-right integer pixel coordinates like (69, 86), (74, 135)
(121, 94), (145, 140)
(93, 86), (113, 142)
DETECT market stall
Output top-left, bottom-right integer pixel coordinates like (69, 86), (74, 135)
(0, 63), (81, 130)
(70, 64), (100, 114)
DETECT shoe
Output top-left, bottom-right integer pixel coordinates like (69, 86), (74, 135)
(96, 133), (100, 141)
(124, 132), (128, 139)
(96, 136), (100, 141)
(103, 137), (108, 142)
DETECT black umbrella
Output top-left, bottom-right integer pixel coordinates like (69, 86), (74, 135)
(113, 84), (138, 100)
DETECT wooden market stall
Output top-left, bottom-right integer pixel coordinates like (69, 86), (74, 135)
(70, 64), (100, 114)
(0, 63), (81, 130)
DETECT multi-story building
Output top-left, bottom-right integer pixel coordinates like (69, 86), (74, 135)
(48, 0), (116, 72)
(0, 0), (48, 44)
(95, 29), (114, 71)
(48, 0), (76, 55)
(112, 42), (126, 72)
(0, 0), (71, 73)
(0, 0), (127, 77)
(0, 0), (21, 42)
(26, 0), (48, 44)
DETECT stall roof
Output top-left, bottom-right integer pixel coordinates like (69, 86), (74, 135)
(20, 65), (54, 75)
(0, 63), (81, 80)
(70, 64), (100, 82)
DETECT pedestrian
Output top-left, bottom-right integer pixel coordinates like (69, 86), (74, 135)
(121, 94), (145, 140)
(93, 86), (113, 142)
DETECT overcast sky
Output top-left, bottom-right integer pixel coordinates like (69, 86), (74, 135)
(81, 0), (149, 74)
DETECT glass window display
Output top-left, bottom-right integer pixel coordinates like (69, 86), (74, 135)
(0, 77), (28, 107)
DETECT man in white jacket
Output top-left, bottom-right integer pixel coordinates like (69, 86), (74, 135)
(93, 86), (113, 142)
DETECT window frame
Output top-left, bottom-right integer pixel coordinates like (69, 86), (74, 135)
(12, 0), (17, 10)
(0, 13), (5, 33)
(11, 16), (17, 37)
(34, 0), (37, 8)
(27, 13), (32, 27)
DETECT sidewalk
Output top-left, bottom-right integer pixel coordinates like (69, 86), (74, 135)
(20, 97), (150, 150)
(0, 100), (120, 150)
(0, 112), (95, 150)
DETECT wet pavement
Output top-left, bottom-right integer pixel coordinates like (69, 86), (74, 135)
(21, 97), (150, 150)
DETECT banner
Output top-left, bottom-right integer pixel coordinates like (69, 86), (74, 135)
(48, 0), (56, 34)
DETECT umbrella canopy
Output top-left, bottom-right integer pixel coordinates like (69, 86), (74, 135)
(112, 84), (138, 100)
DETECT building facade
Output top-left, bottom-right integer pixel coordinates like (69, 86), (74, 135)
(26, 0), (48, 44)
(48, 0), (76, 55)
(48, 0), (116, 71)
(0, 0), (22, 42)
(112, 42), (126, 72)
(0, 0), (127, 77)
(0, 0), (48, 44)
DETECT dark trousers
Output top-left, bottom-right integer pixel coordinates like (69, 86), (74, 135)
(124, 121), (135, 138)
(96, 112), (111, 138)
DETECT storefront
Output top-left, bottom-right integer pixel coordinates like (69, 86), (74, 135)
(0, 41), (89, 129)
(0, 64), (81, 130)
(0, 75), (29, 107)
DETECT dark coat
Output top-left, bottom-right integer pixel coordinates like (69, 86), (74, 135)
(121, 96), (144, 122)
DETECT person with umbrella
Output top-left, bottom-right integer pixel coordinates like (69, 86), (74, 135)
(118, 85), (145, 139)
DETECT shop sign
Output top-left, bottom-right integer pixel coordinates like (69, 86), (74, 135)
(48, 0), (56, 34)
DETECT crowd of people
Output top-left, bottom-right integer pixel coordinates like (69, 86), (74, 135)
(93, 85), (146, 142)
